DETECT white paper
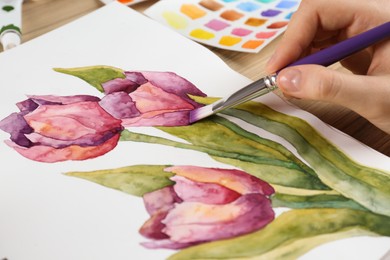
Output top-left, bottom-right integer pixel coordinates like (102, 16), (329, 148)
(0, 3), (389, 260)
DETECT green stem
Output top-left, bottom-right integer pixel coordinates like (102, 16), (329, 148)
(211, 116), (318, 178)
(120, 129), (327, 190)
(271, 193), (367, 211)
(120, 130), (301, 169)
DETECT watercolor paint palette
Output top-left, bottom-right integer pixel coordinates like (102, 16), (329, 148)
(99, 0), (147, 6)
(145, 0), (300, 53)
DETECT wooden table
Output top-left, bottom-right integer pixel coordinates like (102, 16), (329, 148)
(5, 0), (390, 156)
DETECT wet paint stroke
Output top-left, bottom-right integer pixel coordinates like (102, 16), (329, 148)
(1, 65), (389, 259)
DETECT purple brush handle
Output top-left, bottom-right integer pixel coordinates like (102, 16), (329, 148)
(282, 21), (390, 69)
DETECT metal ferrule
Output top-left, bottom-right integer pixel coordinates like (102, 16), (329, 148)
(212, 73), (279, 113)
(264, 73), (278, 91)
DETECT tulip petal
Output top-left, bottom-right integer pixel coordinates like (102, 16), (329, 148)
(0, 112), (33, 147)
(121, 110), (191, 127)
(102, 78), (141, 95)
(5, 133), (120, 162)
(141, 187), (182, 240)
(171, 175), (240, 204)
(101, 72), (148, 94)
(139, 210), (170, 240)
(25, 129), (121, 149)
(123, 71), (148, 87)
(143, 186), (181, 215)
(15, 95), (101, 113)
(141, 238), (195, 250)
(26, 95), (101, 106)
(24, 101), (123, 140)
(99, 92), (140, 119)
(163, 194), (274, 243)
(166, 166), (275, 196)
(139, 71), (206, 108)
(116, 82), (199, 126)
(130, 82), (195, 112)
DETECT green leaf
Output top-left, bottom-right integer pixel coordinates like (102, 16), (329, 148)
(168, 208), (390, 260)
(66, 165), (174, 197)
(271, 193), (367, 211)
(53, 65), (125, 93)
(191, 95), (390, 217)
(120, 127), (326, 190)
(158, 119), (326, 189)
(211, 156), (327, 190)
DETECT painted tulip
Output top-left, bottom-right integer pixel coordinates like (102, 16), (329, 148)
(139, 166), (275, 249)
(99, 71), (206, 126)
(0, 95), (123, 162)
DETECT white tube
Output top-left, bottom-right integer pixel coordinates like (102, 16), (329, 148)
(0, 0), (23, 51)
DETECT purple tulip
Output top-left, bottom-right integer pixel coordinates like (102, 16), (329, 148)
(139, 166), (275, 249)
(99, 71), (206, 126)
(0, 95), (123, 162)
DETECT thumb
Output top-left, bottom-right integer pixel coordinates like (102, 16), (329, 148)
(276, 65), (381, 116)
(276, 65), (390, 133)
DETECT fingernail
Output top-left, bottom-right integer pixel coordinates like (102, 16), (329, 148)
(278, 69), (301, 92)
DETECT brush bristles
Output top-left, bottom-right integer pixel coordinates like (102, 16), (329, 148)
(189, 105), (214, 124)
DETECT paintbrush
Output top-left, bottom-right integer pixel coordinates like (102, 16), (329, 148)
(189, 21), (390, 123)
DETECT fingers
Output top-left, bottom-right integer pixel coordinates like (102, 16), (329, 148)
(265, 0), (364, 74)
(265, 4), (317, 73)
(277, 65), (390, 133)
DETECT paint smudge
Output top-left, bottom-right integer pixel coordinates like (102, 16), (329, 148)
(236, 2), (261, 12)
(276, 0), (298, 9)
(261, 9), (282, 17)
(256, 0), (276, 2)
(242, 39), (264, 49)
(199, 0), (224, 11)
(181, 4), (207, 19)
(205, 19), (230, 31)
(162, 11), (188, 29)
(219, 35), (242, 46)
(231, 28), (253, 37)
(245, 17), (267, 26)
(190, 28), (215, 39)
(220, 9), (244, 21)
(267, 21), (288, 29)
(256, 31), (277, 38)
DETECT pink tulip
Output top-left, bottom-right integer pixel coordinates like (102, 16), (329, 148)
(0, 95), (123, 162)
(139, 166), (275, 249)
(100, 71), (206, 126)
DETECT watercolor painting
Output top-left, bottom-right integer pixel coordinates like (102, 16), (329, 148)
(1, 65), (389, 259)
(145, 0), (299, 52)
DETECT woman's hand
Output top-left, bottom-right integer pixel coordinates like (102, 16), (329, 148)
(266, 0), (390, 134)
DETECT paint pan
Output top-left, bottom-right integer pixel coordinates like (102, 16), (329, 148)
(145, 0), (301, 53)
(99, 0), (147, 6)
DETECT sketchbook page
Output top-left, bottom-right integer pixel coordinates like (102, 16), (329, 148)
(0, 2), (389, 260)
